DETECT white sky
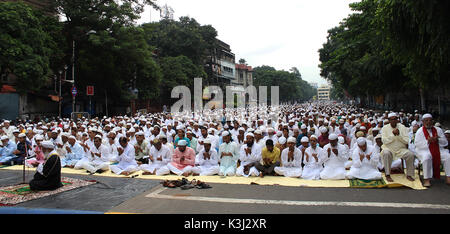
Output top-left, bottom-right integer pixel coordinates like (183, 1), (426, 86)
(137, 0), (360, 85)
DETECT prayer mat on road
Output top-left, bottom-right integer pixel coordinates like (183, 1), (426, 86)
(1, 165), (427, 190)
(0, 177), (97, 206)
(349, 179), (386, 188)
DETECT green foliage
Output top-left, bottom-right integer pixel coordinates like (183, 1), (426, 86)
(253, 66), (315, 102)
(141, 17), (218, 66)
(319, 0), (450, 101)
(158, 55), (207, 102)
(0, 2), (61, 93)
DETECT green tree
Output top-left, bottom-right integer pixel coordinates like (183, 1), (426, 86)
(158, 56), (207, 104)
(0, 2), (61, 93)
(253, 66), (315, 102)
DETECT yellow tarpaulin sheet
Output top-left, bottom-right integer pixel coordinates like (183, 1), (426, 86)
(1, 165), (428, 190)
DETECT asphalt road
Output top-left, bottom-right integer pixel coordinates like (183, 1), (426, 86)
(1, 169), (449, 214)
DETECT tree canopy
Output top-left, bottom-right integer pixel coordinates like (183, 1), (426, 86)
(318, 0), (450, 110)
(253, 66), (316, 103)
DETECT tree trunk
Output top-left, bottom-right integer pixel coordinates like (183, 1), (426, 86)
(419, 88), (426, 112)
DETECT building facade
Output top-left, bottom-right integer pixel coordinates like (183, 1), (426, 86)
(205, 39), (236, 88)
(317, 84), (331, 101)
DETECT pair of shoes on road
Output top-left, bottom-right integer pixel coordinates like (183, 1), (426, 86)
(161, 178), (189, 188)
(162, 178), (211, 189)
(181, 181), (211, 190)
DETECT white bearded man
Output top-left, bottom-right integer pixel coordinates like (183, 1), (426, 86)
(381, 113), (415, 182)
(347, 137), (382, 180)
(192, 138), (220, 176)
(414, 114), (450, 187)
(274, 137), (302, 178)
(320, 134), (349, 180)
(29, 141), (63, 191)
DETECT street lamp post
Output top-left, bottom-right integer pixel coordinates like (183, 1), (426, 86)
(58, 70), (62, 118)
(71, 30), (97, 115)
(72, 39), (76, 114)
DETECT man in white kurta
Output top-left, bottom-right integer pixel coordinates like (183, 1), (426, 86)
(76, 135), (110, 174)
(110, 137), (139, 175)
(381, 113), (415, 182)
(192, 139), (220, 176)
(347, 137), (382, 180)
(320, 134), (349, 180)
(302, 135), (325, 180)
(61, 136), (85, 168)
(274, 137), (302, 177)
(218, 131), (240, 176)
(414, 114), (450, 187)
(139, 139), (172, 175)
(236, 133), (262, 177)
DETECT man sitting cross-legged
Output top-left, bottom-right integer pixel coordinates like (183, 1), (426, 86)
(167, 140), (196, 177)
(274, 137), (302, 178)
(192, 138), (220, 176)
(139, 138), (172, 175)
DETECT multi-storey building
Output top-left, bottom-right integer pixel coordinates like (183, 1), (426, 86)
(317, 84), (331, 101)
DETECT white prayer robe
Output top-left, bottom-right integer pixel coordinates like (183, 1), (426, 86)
(75, 144), (110, 173)
(347, 145), (382, 180)
(110, 144), (139, 174)
(414, 127), (450, 179)
(139, 145), (172, 175)
(218, 141), (240, 176)
(320, 143), (349, 180)
(274, 147), (302, 177)
(236, 143), (262, 177)
(301, 146), (325, 180)
(192, 148), (220, 176)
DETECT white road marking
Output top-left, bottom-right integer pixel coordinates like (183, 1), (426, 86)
(145, 187), (450, 210)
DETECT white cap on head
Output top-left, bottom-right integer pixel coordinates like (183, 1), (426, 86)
(320, 126), (328, 133)
(135, 131), (144, 136)
(35, 135), (44, 141)
(357, 137), (367, 146)
(301, 124), (307, 130)
(222, 131), (230, 137)
(301, 136), (309, 143)
(375, 134), (382, 140)
(445, 130), (450, 134)
(41, 141), (54, 149)
(1, 135), (9, 141)
(329, 133), (338, 141)
(203, 138), (212, 144)
(422, 113), (432, 120)
(287, 137), (296, 143)
(246, 133), (254, 138)
(178, 140), (187, 146)
(254, 130), (262, 135)
(278, 137), (286, 144)
(388, 113), (398, 118)
(18, 133), (26, 138)
(310, 135), (318, 140)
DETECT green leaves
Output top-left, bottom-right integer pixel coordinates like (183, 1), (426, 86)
(0, 2), (59, 93)
(253, 66), (315, 102)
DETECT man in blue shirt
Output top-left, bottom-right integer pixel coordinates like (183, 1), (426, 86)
(0, 135), (18, 165)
